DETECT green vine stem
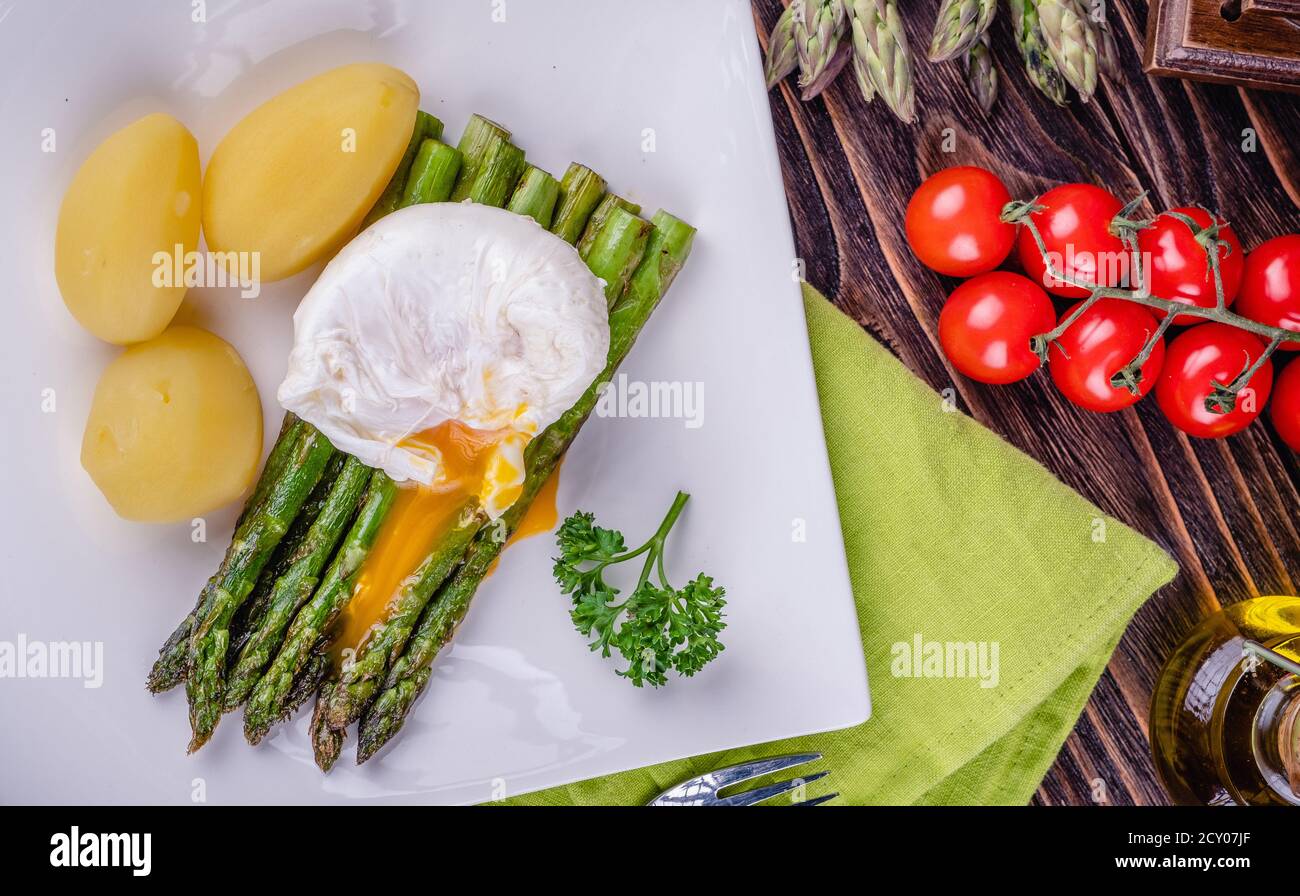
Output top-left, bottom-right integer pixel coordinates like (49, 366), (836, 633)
(1001, 197), (1300, 413)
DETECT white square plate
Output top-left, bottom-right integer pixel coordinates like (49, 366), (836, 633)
(0, 0), (870, 804)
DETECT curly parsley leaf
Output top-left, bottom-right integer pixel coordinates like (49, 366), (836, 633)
(553, 492), (726, 688)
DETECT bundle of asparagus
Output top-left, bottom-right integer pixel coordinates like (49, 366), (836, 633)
(761, 0), (1122, 117)
(146, 110), (697, 769)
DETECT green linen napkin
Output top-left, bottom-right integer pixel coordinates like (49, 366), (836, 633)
(504, 285), (1177, 806)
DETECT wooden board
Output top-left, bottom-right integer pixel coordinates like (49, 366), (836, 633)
(1145, 0), (1300, 93)
(752, 0), (1300, 806)
(1242, 0), (1300, 18)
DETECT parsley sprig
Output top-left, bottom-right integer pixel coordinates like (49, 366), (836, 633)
(553, 491), (726, 687)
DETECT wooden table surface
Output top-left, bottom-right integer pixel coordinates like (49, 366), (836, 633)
(751, 0), (1300, 805)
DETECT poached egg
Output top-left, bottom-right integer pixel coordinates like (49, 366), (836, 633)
(278, 201), (609, 520)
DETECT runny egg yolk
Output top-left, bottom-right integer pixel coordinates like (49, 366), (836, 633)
(330, 420), (519, 660)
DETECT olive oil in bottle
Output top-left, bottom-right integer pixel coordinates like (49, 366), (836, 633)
(1150, 595), (1300, 806)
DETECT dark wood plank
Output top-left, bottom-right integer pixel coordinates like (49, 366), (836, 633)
(753, 0), (1300, 806)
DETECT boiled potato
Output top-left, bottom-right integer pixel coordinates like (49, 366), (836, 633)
(81, 326), (263, 523)
(55, 113), (202, 344)
(203, 63), (419, 282)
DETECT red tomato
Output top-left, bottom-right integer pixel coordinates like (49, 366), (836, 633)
(1237, 234), (1300, 352)
(939, 272), (1056, 384)
(1271, 361), (1300, 452)
(906, 166), (1016, 278)
(1155, 323), (1274, 438)
(1136, 207), (1243, 321)
(1017, 183), (1129, 299)
(1049, 299), (1166, 412)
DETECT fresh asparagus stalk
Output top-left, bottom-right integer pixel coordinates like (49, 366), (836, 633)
(1010, 0), (1070, 105)
(184, 426), (337, 751)
(929, 0), (997, 62)
(580, 203), (653, 305)
(764, 2), (799, 89)
(448, 114), (511, 202)
(402, 139), (464, 206)
(317, 501), (485, 735)
(507, 165), (561, 227)
(576, 193), (642, 257)
(230, 450), (347, 658)
(357, 211), (696, 762)
(285, 649), (329, 716)
(849, 0), (916, 123)
(238, 413), (306, 530)
(1037, 0), (1097, 100)
(794, 0), (849, 97)
(965, 31), (998, 114)
(310, 676), (345, 772)
(243, 471), (399, 744)
(466, 135), (527, 207)
(551, 163), (607, 244)
(362, 111), (443, 228)
(145, 414), (309, 693)
(222, 455), (372, 710)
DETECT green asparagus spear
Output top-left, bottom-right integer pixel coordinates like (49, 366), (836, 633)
(310, 676), (345, 772)
(551, 163), (607, 244)
(243, 470), (399, 744)
(448, 114), (511, 201)
(764, 2), (799, 88)
(466, 135), (527, 207)
(230, 450), (347, 657)
(145, 414), (310, 693)
(402, 139), (464, 206)
(1037, 0), (1097, 100)
(929, 0), (996, 62)
(184, 426), (336, 752)
(576, 193), (642, 257)
(285, 649), (329, 716)
(794, 0), (849, 97)
(361, 111), (442, 228)
(1010, 0), (1070, 105)
(222, 455), (372, 710)
(357, 211), (696, 762)
(580, 204), (653, 305)
(318, 501), (484, 733)
(507, 165), (561, 227)
(965, 31), (998, 114)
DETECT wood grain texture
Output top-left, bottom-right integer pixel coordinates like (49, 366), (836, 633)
(1145, 0), (1300, 93)
(752, 0), (1300, 806)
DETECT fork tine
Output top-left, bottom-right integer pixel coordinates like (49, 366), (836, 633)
(791, 792), (838, 806)
(707, 752), (823, 790)
(716, 770), (829, 806)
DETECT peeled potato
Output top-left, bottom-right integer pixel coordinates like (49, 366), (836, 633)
(81, 326), (263, 523)
(203, 63), (419, 282)
(55, 113), (202, 344)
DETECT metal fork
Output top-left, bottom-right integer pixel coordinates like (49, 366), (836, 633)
(647, 752), (837, 806)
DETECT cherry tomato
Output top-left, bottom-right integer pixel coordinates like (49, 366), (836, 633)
(1136, 207), (1243, 321)
(906, 166), (1016, 278)
(1155, 323), (1274, 439)
(1271, 361), (1300, 452)
(1017, 183), (1129, 299)
(939, 272), (1056, 384)
(1237, 234), (1300, 352)
(1049, 299), (1166, 412)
